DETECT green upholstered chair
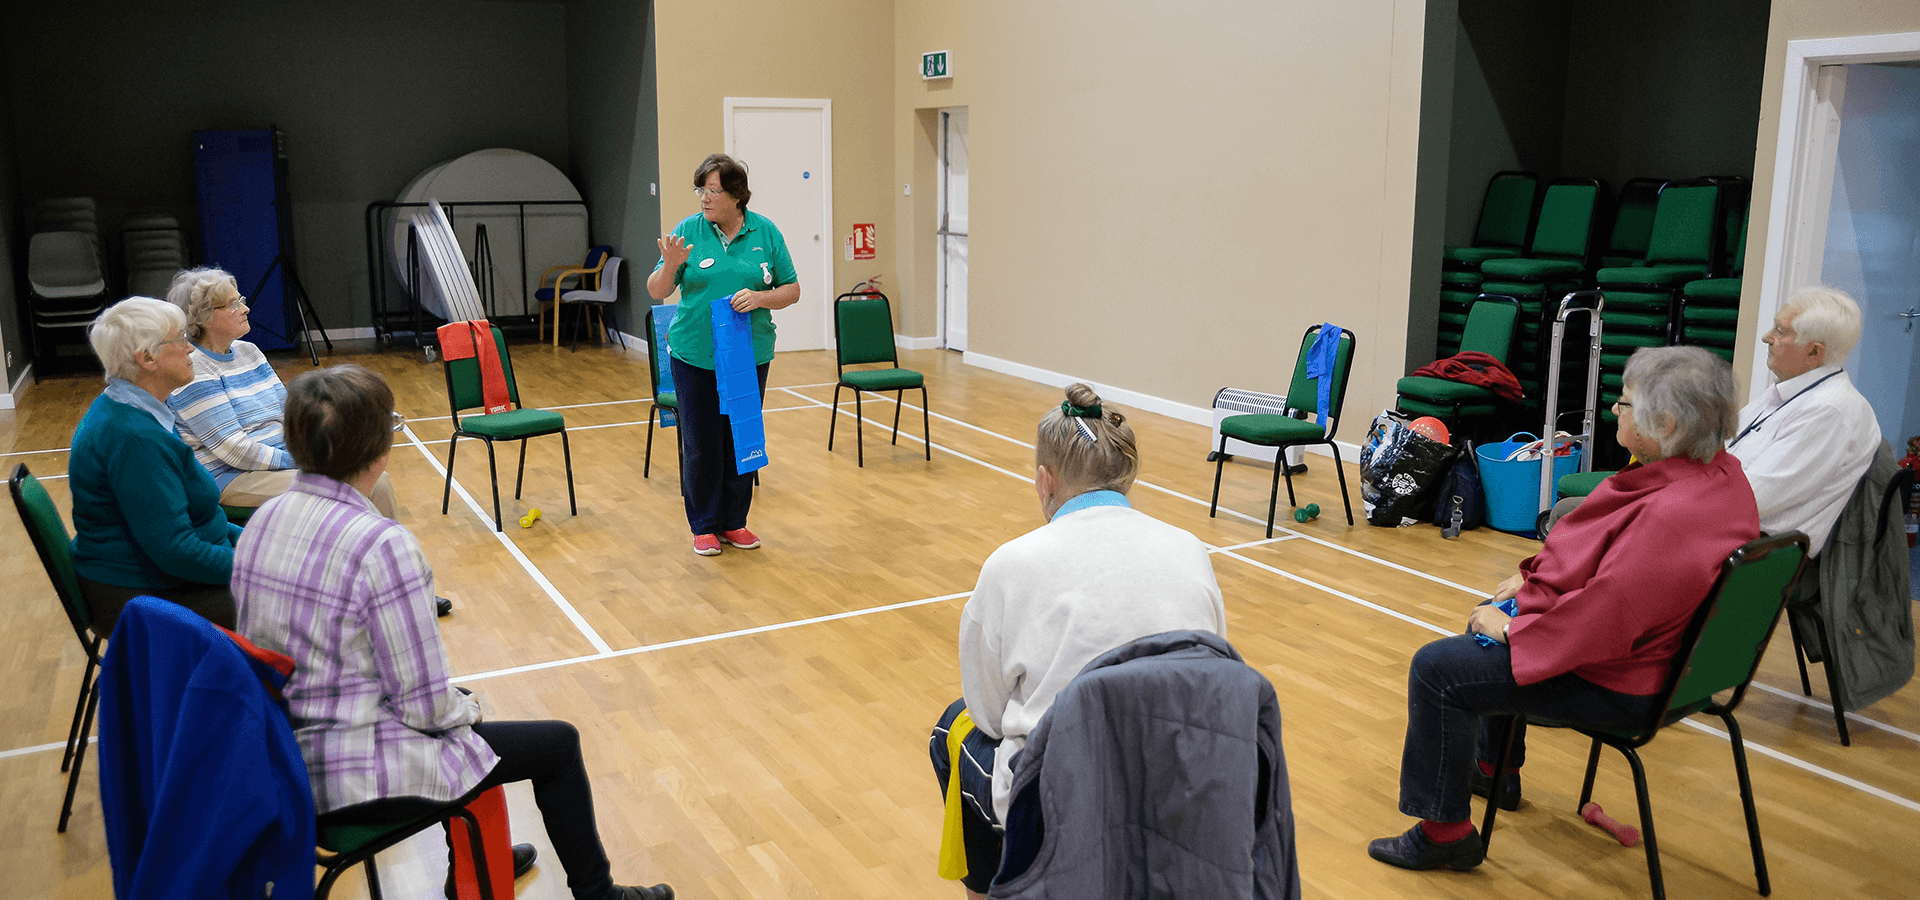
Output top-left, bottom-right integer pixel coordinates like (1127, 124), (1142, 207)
(1396, 294), (1521, 431)
(1594, 180), (1724, 342)
(10, 464), (103, 833)
(1478, 178), (1606, 407)
(1441, 171), (1538, 271)
(1209, 325), (1357, 535)
(1598, 177), (1665, 270)
(1677, 205), (1750, 363)
(437, 324), (576, 531)
(829, 291), (930, 467)
(1481, 532), (1809, 900)
(316, 796), (499, 900)
(642, 305), (680, 479)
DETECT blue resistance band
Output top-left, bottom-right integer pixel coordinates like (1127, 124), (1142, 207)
(711, 297), (768, 475)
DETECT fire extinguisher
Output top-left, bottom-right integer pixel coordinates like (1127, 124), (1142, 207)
(1901, 435), (1918, 548)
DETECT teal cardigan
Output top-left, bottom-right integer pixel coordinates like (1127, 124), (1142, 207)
(69, 393), (238, 589)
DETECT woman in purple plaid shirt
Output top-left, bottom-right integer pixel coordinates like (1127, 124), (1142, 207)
(233, 365), (672, 900)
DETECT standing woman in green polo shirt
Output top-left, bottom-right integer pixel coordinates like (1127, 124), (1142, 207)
(647, 153), (800, 557)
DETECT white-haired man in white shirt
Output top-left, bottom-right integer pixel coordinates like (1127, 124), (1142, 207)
(1727, 285), (1881, 558)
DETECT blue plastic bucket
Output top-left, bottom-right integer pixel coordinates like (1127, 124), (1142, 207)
(1477, 433), (1582, 534)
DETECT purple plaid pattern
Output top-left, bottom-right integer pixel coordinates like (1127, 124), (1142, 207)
(233, 473), (497, 813)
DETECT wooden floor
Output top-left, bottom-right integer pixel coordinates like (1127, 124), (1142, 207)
(2, 339), (1916, 899)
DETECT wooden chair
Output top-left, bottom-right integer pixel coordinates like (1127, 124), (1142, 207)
(534, 245), (612, 345)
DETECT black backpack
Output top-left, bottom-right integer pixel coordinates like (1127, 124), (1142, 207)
(1431, 440), (1485, 538)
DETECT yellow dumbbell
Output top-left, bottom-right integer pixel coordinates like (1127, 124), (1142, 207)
(519, 508), (542, 528)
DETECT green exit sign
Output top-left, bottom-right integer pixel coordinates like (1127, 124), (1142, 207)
(921, 50), (951, 80)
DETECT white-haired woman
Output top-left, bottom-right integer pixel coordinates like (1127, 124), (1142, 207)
(165, 267), (396, 518)
(1368, 346), (1760, 872)
(929, 383), (1227, 897)
(69, 297), (239, 634)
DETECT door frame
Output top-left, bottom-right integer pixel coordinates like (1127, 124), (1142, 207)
(936, 106), (968, 351)
(1757, 29), (1920, 396)
(723, 97), (835, 351)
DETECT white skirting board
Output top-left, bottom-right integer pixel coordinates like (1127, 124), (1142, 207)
(961, 350), (1361, 463)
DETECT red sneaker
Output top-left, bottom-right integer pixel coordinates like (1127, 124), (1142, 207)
(692, 534), (723, 556)
(719, 527), (760, 549)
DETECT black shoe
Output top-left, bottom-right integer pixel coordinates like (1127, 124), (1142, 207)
(436, 596), (454, 617)
(613, 886), (674, 900)
(1470, 768), (1522, 810)
(512, 843), (537, 878)
(1368, 824), (1486, 871)
(1283, 462), (1309, 476)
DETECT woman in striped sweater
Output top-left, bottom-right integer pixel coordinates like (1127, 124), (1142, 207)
(165, 267), (397, 517)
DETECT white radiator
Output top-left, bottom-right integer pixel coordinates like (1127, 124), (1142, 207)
(1208, 387), (1305, 466)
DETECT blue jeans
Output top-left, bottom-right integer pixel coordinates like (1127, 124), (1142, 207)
(1398, 634), (1660, 822)
(669, 357), (769, 535)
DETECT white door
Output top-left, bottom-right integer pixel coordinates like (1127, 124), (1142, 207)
(727, 99), (832, 351)
(939, 108), (970, 351)
(1820, 62), (1920, 447)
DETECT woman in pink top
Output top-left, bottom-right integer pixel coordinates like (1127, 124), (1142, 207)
(1369, 347), (1760, 872)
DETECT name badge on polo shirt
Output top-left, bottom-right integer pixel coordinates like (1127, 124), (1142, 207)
(699, 258), (715, 268)
(761, 262), (773, 284)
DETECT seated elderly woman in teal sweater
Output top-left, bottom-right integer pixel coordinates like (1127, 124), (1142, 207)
(69, 297), (241, 634)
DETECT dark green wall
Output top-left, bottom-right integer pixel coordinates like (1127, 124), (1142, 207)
(2, 0), (572, 360)
(565, 0), (662, 339)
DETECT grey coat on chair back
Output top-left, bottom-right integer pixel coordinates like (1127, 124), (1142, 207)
(990, 630), (1300, 900)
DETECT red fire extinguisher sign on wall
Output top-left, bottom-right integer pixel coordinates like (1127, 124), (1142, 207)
(853, 223), (876, 260)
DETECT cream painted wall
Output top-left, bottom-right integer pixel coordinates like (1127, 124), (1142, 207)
(1743, 0), (1920, 393)
(894, 1), (1428, 429)
(652, 0), (897, 316)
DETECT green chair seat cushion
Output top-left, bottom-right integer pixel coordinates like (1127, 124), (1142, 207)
(1398, 396), (1497, 419)
(1396, 376), (1497, 404)
(1219, 413), (1327, 445)
(1605, 310), (1670, 331)
(458, 408), (565, 439)
(1481, 257), (1584, 281)
(220, 504), (255, 525)
(1596, 263), (1709, 287)
(1556, 470), (1614, 498)
(1600, 255), (1644, 269)
(1444, 246), (1524, 266)
(1681, 277), (1743, 301)
(656, 391), (677, 409)
(840, 368), (925, 391)
(1682, 305), (1741, 324)
(319, 822), (395, 855)
(1441, 270), (1484, 287)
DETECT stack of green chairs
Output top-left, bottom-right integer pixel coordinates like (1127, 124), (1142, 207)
(1590, 179), (1725, 461)
(1679, 204), (1750, 363)
(1598, 177), (1665, 269)
(1437, 171), (1536, 357)
(1477, 178), (1605, 418)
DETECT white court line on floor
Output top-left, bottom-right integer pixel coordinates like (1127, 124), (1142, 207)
(399, 424), (613, 656)
(1748, 681), (1920, 744)
(1, 446), (70, 458)
(449, 592), (969, 686)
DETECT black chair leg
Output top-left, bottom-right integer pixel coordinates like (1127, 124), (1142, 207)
(484, 440), (502, 532)
(1577, 737), (1604, 808)
(854, 391), (866, 467)
(644, 411), (656, 478)
(1810, 615), (1849, 745)
(1617, 746), (1666, 900)
(1789, 618), (1814, 695)
(1209, 435), (1229, 518)
(828, 385), (843, 451)
(891, 390), (904, 445)
(1480, 715), (1523, 850)
(442, 435), (462, 515)
(1721, 712), (1771, 895)
(1330, 444), (1354, 525)
(560, 429), (577, 515)
(365, 856), (385, 900)
(921, 386), (932, 460)
(58, 678), (98, 833)
(1264, 454), (1285, 538)
(514, 441), (529, 499)
(62, 654), (96, 773)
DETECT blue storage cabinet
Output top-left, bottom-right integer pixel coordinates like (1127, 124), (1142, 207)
(193, 129), (291, 350)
